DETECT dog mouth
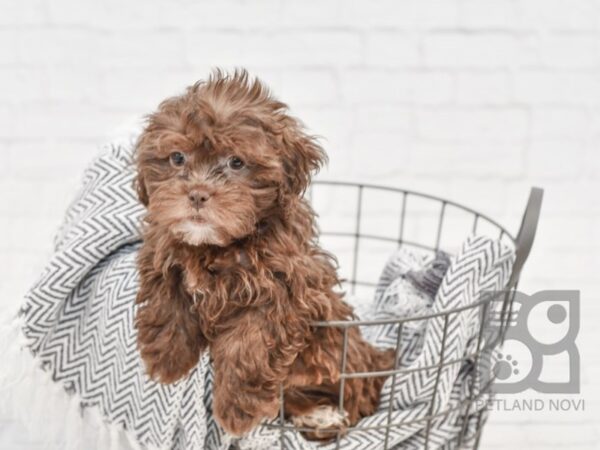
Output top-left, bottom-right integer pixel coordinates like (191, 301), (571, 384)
(171, 216), (222, 246)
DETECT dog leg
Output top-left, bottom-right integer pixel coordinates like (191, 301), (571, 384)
(210, 310), (306, 436)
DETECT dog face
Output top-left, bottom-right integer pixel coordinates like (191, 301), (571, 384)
(135, 70), (325, 247)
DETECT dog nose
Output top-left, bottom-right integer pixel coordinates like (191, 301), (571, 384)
(188, 190), (210, 209)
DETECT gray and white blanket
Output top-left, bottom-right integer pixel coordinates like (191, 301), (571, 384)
(4, 137), (515, 450)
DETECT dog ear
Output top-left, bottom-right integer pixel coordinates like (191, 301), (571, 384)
(279, 118), (327, 199)
(134, 131), (151, 207)
(134, 169), (149, 206)
(135, 260), (207, 383)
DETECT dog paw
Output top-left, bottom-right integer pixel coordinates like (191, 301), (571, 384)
(291, 405), (350, 440)
(215, 403), (264, 437)
(213, 386), (280, 437)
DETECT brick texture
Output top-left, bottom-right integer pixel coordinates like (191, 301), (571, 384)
(0, 0), (599, 448)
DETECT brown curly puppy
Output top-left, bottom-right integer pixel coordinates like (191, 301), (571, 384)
(134, 69), (394, 439)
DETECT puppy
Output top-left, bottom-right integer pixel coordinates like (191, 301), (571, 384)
(134, 70), (394, 439)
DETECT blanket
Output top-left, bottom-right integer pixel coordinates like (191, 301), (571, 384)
(3, 136), (515, 450)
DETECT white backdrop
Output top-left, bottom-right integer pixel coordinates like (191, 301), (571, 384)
(1, 0), (599, 448)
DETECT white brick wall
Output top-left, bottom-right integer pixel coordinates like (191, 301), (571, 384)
(1, 0), (599, 448)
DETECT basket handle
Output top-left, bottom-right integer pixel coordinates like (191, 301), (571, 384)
(509, 187), (544, 286)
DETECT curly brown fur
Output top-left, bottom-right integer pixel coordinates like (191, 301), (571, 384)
(134, 69), (394, 439)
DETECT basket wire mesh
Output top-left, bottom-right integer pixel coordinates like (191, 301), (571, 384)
(263, 181), (542, 450)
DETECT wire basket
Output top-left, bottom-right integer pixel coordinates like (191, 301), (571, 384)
(265, 181), (543, 450)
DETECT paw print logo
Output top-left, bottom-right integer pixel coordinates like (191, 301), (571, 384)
(494, 353), (519, 380)
(480, 290), (580, 394)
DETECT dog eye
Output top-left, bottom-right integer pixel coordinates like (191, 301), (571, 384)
(169, 151), (186, 167)
(228, 156), (245, 170)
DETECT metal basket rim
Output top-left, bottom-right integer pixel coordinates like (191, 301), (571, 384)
(312, 180), (515, 242)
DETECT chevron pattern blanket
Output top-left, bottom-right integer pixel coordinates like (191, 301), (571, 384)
(5, 137), (515, 450)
